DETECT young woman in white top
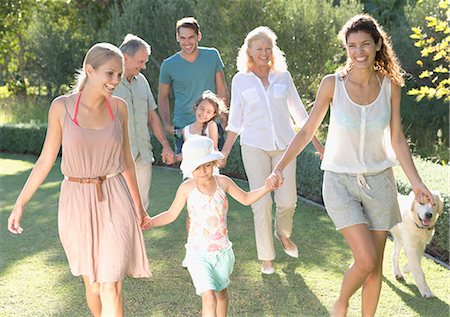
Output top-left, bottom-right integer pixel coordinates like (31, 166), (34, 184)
(268, 14), (434, 317)
(221, 26), (324, 274)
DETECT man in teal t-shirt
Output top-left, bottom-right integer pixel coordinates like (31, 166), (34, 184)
(158, 17), (228, 154)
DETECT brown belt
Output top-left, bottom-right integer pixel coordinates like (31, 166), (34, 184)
(65, 172), (119, 202)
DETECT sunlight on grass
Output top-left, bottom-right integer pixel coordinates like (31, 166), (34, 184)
(1, 153), (449, 316)
(0, 250), (78, 317)
(0, 158), (34, 176)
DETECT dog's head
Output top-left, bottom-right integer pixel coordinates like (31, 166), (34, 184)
(409, 191), (443, 229)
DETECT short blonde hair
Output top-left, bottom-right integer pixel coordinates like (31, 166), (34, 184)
(236, 26), (287, 73)
(73, 43), (123, 92)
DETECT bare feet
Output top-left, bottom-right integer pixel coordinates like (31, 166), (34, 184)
(331, 300), (348, 317)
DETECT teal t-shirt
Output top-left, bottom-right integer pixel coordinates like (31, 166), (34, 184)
(159, 47), (224, 128)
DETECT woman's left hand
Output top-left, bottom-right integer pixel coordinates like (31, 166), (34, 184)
(412, 183), (435, 206)
(138, 209), (152, 230)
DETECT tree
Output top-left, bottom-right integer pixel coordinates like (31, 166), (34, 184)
(408, 0), (450, 102)
(0, 0), (37, 95)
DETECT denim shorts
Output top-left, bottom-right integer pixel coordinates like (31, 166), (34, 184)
(322, 168), (401, 231)
(185, 246), (235, 295)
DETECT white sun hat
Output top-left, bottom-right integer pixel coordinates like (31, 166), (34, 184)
(180, 135), (224, 179)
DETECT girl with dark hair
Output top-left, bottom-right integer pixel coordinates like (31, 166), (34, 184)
(268, 14), (434, 316)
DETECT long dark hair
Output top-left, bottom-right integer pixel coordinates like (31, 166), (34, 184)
(338, 14), (404, 86)
(193, 90), (228, 136)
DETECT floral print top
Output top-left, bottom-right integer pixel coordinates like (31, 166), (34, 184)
(186, 178), (231, 252)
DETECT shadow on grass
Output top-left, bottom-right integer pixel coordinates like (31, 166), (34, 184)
(0, 154), (363, 316)
(383, 276), (449, 316)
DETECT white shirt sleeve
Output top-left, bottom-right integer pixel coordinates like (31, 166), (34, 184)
(286, 72), (308, 129)
(226, 76), (244, 134)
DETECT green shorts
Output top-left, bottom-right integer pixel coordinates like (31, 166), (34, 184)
(322, 168), (401, 231)
(185, 246), (235, 296)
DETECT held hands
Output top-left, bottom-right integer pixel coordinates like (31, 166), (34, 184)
(315, 144), (325, 160)
(218, 152), (228, 168)
(266, 169), (284, 191)
(165, 124), (175, 136)
(8, 205), (24, 234)
(161, 146), (176, 165)
(138, 208), (152, 230)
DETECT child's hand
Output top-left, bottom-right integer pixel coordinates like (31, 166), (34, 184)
(218, 156), (227, 168)
(267, 169), (283, 189)
(162, 148), (176, 165)
(141, 214), (152, 230)
(265, 177), (277, 191)
(265, 175), (277, 191)
(138, 208), (152, 230)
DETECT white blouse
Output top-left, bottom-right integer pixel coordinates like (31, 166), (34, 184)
(226, 70), (309, 151)
(321, 73), (398, 174)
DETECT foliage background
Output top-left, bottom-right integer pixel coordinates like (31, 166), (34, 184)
(1, 0), (449, 259)
(0, 0), (448, 162)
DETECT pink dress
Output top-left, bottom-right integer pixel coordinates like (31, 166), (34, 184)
(58, 95), (151, 284)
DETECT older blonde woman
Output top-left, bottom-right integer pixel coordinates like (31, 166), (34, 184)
(221, 26), (323, 274)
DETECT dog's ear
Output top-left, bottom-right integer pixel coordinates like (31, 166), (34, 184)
(409, 191), (416, 213)
(432, 192), (444, 215)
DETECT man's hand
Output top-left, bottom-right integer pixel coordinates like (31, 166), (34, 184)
(162, 146), (176, 165)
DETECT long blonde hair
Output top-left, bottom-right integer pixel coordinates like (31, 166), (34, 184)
(236, 26), (287, 73)
(338, 14), (404, 86)
(73, 43), (124, 92)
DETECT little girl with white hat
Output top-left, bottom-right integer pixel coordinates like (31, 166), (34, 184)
(150, 135), (274, 316)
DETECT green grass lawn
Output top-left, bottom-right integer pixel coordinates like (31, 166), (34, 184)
(1, 153), (449, 317)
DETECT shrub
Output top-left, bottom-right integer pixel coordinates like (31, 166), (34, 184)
(0, 123), (47, 154)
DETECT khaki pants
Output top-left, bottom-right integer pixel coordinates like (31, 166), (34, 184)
(135, 154), (153, 211)
(241, 144), (297, 261)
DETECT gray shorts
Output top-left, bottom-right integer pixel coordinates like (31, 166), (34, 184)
(322, 168), (401, 231)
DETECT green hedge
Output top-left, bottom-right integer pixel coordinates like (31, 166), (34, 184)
(0, 123), (47, 154)
(1, 123), (448, 263)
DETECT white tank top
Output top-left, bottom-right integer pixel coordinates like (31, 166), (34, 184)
(320, 72), (397, 174)
(183, 122), (211, 139)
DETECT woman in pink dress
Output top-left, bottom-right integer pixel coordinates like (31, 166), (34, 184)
(7, 43), (152, 317)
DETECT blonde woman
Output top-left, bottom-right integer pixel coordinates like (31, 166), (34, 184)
(8, 43), (152, 316)
(221, 26), (323, 274)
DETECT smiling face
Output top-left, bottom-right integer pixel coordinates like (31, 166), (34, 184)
(124, 47), (149, 80)
(86, 56), (123, 97)
(346, 31), (381, 69)
(195, 100), (216, 124)
(177, 27), (201, 56)
(248, 37), (273, 68)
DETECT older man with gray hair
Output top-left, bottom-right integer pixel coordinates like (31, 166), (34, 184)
(114, 34), (175, 211)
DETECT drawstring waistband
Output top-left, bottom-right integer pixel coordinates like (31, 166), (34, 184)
(357, 174), (371, 190)
(356, 173), (374, 200)
(64, 172), (120, 202)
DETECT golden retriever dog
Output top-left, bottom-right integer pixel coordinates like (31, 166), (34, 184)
(390, 191), (443, 298)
